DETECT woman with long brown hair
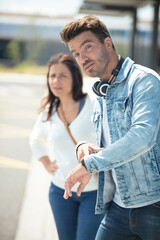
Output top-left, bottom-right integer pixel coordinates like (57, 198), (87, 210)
(30, 53), (103, 240)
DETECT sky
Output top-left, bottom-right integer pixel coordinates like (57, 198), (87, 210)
(0, 0), (83, 16)
(0, 0), (154, 20)
(0, 0), (156, 31)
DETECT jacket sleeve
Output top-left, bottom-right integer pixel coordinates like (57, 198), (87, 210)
(84, 74), (160, 174)
(29, 111), (50, 159)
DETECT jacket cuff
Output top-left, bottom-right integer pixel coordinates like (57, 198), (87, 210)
(83, 155), (98, 175)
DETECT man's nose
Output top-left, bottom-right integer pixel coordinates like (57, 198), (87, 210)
(79, 52), (88, 65)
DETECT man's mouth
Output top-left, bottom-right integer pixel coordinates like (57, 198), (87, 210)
(83, 62), (94, 71)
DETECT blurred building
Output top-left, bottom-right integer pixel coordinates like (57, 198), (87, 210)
(0, 9), (160, 70)
(0, 13), (72, 66)
(79, 0), (160, 71)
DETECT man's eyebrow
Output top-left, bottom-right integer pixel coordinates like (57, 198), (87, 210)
(80, 39), (93, 48)
(71, 39), (93, 54)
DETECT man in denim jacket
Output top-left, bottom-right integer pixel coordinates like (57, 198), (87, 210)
(60, 15), (160, 240)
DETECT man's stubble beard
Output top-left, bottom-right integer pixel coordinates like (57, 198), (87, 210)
(86, 56), (110, 79)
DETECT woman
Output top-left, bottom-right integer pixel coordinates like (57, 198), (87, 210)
(29, 53), (103, 240)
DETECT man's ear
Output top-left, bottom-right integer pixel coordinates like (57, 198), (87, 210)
(104, 37), (113, 51)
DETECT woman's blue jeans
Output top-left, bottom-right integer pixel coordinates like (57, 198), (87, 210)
(49, 182), (104, 240)
(95, 200), (160, 240)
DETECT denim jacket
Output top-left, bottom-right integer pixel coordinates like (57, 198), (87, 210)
(84, 57), (160, 214)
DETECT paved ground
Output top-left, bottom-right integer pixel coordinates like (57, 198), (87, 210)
(0, 73), (58, 240)
(0, 72), (97, 240)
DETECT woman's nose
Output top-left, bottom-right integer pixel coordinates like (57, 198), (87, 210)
(53, 77), (60, 83)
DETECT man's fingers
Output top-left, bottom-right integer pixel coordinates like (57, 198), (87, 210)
(90, 145), (104, 152)
(78, 150), (89, 161)
(77, 183), (86, 196)
(83, 147), (90, 156)
(63, 190), (69, 199)
(64, 177), (73, 198)
(63, 164), (91, 199)
(78, 144), (103, 160)
(77, 144), (90, 162)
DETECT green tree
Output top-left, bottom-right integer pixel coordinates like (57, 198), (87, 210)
(5, 40), (21, 64)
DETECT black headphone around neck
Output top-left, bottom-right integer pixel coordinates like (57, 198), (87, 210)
(92, 56), (124, 97)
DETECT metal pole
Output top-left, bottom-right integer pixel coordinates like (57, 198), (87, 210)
(131, 8), (137, 60)
(151, 0), (159, 70)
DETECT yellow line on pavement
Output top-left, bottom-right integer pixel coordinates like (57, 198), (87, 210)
(0, 156), (31, 169)
(0, 123), (32, 139)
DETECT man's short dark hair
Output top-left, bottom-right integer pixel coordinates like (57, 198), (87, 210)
(60, 15), (115, 50)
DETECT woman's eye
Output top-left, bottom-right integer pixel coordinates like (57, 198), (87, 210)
(50, 74), (55, 79)
(61, 74), (67, 78)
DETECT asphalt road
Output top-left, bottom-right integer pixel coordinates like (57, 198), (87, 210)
(0, 73), (46, 240)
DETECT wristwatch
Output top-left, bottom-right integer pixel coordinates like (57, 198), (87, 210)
(75, 141), (87, 157)
(80, 158), (87, 170)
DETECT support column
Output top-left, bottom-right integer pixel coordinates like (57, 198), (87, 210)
(151, 0), (159, 70)
(131, 8), (137, 60)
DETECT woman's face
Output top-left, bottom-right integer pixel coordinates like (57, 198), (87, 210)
(48, 63), (73, 98)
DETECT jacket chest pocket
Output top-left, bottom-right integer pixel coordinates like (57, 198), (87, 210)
(92, 111), (101, 126)
(92, 112), (102, 145)
(114, 97), (132, 134)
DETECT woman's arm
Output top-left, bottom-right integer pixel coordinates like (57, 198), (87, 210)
(39, 156), (58, 175)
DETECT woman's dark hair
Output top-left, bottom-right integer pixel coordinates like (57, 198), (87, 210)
(40, 53), (87, 120)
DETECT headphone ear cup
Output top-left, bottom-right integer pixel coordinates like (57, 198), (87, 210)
(93, 81), (109, 97)
(92, 56), (124, 97)
(92, 81), (101, 96)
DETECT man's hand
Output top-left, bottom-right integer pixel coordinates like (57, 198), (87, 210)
(64, 164), (92, 199)
(77, 143), (104, 162)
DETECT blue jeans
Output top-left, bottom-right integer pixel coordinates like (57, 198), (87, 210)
(49, 183), (104, 240)
(95, 200), (160, 240)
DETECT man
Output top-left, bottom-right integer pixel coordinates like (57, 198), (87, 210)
(60, 15), (160, 240)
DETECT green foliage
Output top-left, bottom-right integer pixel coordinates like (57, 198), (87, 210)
(5, 40), (21, 63)
(115, 43), (130, 58)
(25, 41), (43, 63)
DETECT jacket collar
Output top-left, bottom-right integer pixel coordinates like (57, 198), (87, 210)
(115, 57), (134, 84)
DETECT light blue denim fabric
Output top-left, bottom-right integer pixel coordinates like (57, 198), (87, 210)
(83, 57), (160, 214)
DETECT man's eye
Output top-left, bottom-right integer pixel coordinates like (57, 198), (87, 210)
(86, 45), (91, 50)
(74, 53), (79, 58)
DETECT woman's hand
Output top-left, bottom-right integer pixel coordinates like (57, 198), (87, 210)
(39, 156), (59, 175)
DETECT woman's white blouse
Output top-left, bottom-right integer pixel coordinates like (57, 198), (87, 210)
(29, 96), (98, 192)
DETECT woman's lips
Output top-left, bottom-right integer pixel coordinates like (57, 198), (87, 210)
(52, 87), (62, 91)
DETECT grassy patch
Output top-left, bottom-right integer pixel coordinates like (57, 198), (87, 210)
(0, 62), (47, 75)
